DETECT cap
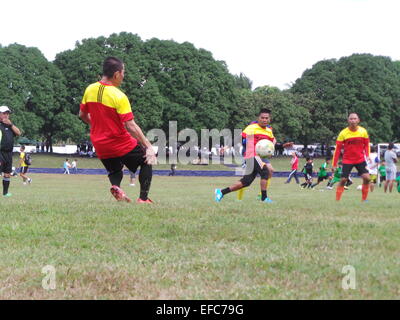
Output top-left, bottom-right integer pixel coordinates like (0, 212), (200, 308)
(0, 106), (11, 113)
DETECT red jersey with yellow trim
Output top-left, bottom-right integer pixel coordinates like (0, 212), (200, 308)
(242, 123), (274, 158)
(80, 82), (137, 159)
(332, 126), (370, 166)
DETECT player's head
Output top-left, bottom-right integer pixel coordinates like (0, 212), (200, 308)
(103, 56), (125, 86)
(381, 160), (385, 165)
(306, 157), (312, 162)
(371, 145), (377, 153)
(20, 145), (25, 151)
(338, 161), (342, 167)
(325, 157), (330, 163)
(347, 112), (360, 127)
(388, 142), (395, 150)
(0, 105), (11, 120)
(257, 108), (271, 128)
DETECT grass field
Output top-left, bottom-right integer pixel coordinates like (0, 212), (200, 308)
(13, 152), (330, 171)
(0, 172), (399, 299)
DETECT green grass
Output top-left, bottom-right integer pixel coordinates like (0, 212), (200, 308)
(0, 173), (399, 299)
(13, 153), (329, 171)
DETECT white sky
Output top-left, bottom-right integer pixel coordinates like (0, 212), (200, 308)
(1, 0), (400, 89)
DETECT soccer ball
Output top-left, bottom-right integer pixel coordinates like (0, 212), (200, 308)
(356, 185), (362, 190)
(255, 139), (275, 158)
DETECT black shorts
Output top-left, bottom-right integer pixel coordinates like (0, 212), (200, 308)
(240, 156), (269, 187)
(101, 145), (151, 177)
(0, 151), (13, 174)
(341, 162), (368, 179)
(19, 166), (29, 174)
(317, 174), (329, 183)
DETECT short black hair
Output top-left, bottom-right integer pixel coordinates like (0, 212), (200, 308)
(370, 145), (377, 153)
(103, 56), (124, 78)
(20, 145), (25, 150)
(388, 142), (395, 150)
(325, 157), (331, 161)
(259, 108), (271, 116)
(348, 112), (360, 119)
(306, 157), (311, 161)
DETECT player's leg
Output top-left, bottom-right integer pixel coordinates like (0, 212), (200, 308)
(336, 164), (352, 201)
(215, 158), (256, 202)
(122, 146), (153, 202)
(369, 174), (376, 192)
(356, 162), (370, 201)
(286, 170), (295, 183)
(101, 156), (131, 202)
(259, 163), (271, 202)
(1, 152), (13, 196)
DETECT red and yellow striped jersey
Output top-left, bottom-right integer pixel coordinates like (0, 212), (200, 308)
(332, 126), (370, 166)
(80, 82), (137, 159)
(242, 123), (274, 158)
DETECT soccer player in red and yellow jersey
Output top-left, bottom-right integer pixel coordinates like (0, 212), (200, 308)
(215, 109), (291, 203)
(79, 57), (157, 203)
(332, 112), (371, 202)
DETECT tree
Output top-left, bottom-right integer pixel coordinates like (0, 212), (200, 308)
(290, 54), (400, 143)
(0, 44), (86, 146)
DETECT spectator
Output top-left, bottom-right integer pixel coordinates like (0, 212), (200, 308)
(63, 159), (71, 174)
(384, 142), (398, 193)
(71, 159), (78, 174)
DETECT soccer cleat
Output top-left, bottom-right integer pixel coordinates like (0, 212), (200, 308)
(262, 197), (273, 203)
(28, 178), (32, 184)
(110, 185), (131, 203)
(326, 186), (333, 190)
(3, 193), (12, 197)
(136, 198), (153, 204)
(344, 186), (349, 190)
(215, 189), (224, 202)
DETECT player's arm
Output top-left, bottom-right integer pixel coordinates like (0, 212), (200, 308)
(332, 140), (343, 170)
(79, 110), (91, 125)
(282, 141), (294, 148)
(124, 119), (157, 165)
(2, 118), (21, 136)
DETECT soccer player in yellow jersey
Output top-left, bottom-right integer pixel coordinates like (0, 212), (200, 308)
(79, 57), (157, 203)
(215, 109), (291, 203)
(332, 113), (371, 202)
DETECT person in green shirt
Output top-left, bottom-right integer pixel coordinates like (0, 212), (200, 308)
(326, 162), (353, 190)
(311, 158), (331, 189)
(378, 161), (386, 188)
(396, 174), (400, 193)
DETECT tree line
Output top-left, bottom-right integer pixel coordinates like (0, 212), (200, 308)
(1, 32), (399, 150)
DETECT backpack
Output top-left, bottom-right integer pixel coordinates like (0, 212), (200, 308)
(24, 153), (32, 166)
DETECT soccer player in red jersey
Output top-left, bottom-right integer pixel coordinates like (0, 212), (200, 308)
(215, 109), (292, 203)
(79, 57), (157, 203)
(332, 113), (371, 202)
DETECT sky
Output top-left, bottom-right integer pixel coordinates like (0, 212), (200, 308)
(1, 0), (400, 89)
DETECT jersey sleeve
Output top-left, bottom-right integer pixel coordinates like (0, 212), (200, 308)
(332, 131), (345, 167)
(80, 87), (89, 113)
(116, 95), (134, 122)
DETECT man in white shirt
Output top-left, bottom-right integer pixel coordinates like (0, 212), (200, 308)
(384, 142), (398, 193)
(367, 145), (379, 192)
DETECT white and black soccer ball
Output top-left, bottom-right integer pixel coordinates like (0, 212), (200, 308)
(255, 139), (275, 158)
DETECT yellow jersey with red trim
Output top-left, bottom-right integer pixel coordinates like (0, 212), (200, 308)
(20, 152), (27, 167)
(80, 81), (137, 159)
(332, 126), (370, 167)
(242, 123), (274, 158)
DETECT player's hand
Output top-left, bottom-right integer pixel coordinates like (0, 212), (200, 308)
(331, 166), (336, 172)
(145, 147), (157, 165)
(2, 118), (12, 125)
